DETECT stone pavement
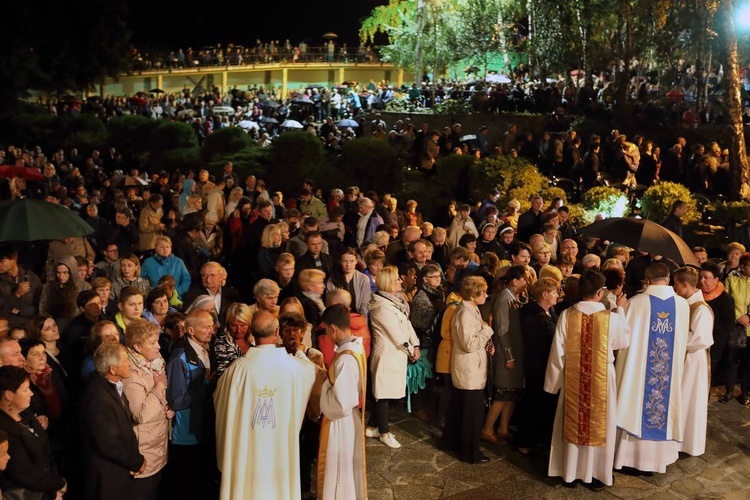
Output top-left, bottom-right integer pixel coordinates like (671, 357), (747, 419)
(363, 388), (750, 499)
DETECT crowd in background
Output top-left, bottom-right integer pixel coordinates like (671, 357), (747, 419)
(0, 111), (747, 497)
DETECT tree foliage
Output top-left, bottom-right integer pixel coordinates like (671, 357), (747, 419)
(0, 0), (131, 106)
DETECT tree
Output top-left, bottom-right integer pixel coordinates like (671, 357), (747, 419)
(715, 0), (750, 200)
(0, 0), (131, 106)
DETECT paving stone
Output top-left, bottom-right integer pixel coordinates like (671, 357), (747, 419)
(607, 473), (660, 499)
(639, 490), (684, 500)
(699, 466), (728, 482)
(669, 478), (703, 496)
(392, 483), (443, 499)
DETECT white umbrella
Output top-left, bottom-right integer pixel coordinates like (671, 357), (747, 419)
(211, 106), (235, 115)
(238, 120), (260, 130)
(486, 73), (511, 84)
(281, 119), (304, 129)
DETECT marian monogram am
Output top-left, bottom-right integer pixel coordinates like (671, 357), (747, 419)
(252, 386), (277, 429)
(652, 311), (673, 334)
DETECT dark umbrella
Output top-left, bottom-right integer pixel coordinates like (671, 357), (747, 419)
(0, 166), (44, 181)
(0, 198), (94, 242)
(261, 99), (281, 109)
(292, 97), (314, 105)
(262, 117), (279, 124)
(579, 217), (698, 266)
(150, 88), (165, 94)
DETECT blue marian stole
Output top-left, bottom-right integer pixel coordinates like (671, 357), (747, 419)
(640, 295), (676, 440)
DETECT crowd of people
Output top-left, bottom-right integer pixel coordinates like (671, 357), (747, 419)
(0, 127), (746, 499)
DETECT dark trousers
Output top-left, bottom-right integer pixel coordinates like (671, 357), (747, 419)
(725, 345), (750, 395)
(163, 444), (208, 500)
(367, 399), (391, 434)
(436, 373), (454, 427)
(299, 419), (320, 495)
(440, 387), (485, 463)
(133, 471), (162, 500)
(515, 381), (557, 449)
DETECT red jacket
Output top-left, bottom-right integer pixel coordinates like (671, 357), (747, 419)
(317, 312), (371, 368)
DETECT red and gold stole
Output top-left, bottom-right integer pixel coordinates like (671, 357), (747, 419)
(317, 347), (368, 497)
(564, 309), (609, 446)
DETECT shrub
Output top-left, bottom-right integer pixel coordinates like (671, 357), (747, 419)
(64, 115), (107, 156)
(540, 186), (567, 210)
(565, 204), (591, 228)
(202, 127), (252, 162)
(469, 155), (548, 212)
(210, 146), (269, 181)
(107, 115), (159, 163)
(148, 121), (199, 171)
(709, 201), (750, 232)
(332, 137), (403, 194)
(581, 186), (631, 220)
(640, 182), (700, 224)
(266, 132), (326, 194)
(159, 148), (203, 172)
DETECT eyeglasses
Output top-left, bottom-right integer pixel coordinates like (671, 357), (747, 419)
(425, 275), (441, 279)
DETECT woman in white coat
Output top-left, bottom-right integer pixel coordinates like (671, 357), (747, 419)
(440, 276), (494, 464)
(366, 265), (420, 449)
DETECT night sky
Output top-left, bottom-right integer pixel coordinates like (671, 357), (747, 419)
(127, 0), (389, 52)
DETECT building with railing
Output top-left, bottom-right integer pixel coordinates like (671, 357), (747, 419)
(98, 46), (414, 98)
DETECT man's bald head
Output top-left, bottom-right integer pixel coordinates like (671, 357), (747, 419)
(251, 310), (279, 344)
(0, 338), (24, 368)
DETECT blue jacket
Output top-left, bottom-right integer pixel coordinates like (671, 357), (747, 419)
(166, 336), (213, 446)
(141, 254), (191, 298)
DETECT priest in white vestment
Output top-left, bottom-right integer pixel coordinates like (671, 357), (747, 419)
(671, 266), (713, 456)
(317, 304), (368, 500)
(614, 262), (690, 473)
(545, 270), (631, 488)
(214, 311), (316, 500)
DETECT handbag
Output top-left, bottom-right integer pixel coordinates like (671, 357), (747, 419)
(729, 322), (748, 350)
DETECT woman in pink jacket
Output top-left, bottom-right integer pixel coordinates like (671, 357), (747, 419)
(122, 319), (175, 499)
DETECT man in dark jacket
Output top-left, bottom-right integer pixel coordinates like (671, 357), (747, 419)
(81, 342), (146, 500)
(0, 246), (43, 327)
(182, 262), (242, 324)
(516, 195), (544, 243)
(660, 200), (687, 238)
(295, 232), (334, 280)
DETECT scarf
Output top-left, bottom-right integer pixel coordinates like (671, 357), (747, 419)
(30, 366), (61, 419)
(127, 348), (166, 375)
(703, 281), (724, 302)
(377, 291), (410, 316)
(302, 290), (326, 313)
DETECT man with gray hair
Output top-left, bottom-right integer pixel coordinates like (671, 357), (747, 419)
(81, 341), (146, 499)
(214, 310), (317, 499)
(356, 197), (384, 247)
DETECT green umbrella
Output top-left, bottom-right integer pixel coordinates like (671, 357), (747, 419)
(0, 198), (94, 242)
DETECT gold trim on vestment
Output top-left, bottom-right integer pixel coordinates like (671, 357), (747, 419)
(564, 309), (609, 446)
(317, 348), (368, 499)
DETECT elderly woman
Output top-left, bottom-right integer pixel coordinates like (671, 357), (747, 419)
(250, 278), (281, 318)
(257, 224), (283, 280)
(110, 254), (152, 303)
(143, 287), (176, 332)
(196, 212), (223, 260)
(296, 269), (327, 328)
(20, 338), (68, 435)
(326, 247), (371, 317)
(516, 277), (560, 454)
(363, 249), (385, 293)
(483, 264), (528, 444)
(366, 265), (420, 449)
(531, 241), (553, 274)
(122, 319), (173, 500)
(141, 236), (191, 298)
(212, 302), (251, 376)
(440, 276), (494, 464)
(0, 366), (67, 499)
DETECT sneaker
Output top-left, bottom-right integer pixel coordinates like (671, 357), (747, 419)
(379, 432), (402, 449)
(365, 426), (379, 438)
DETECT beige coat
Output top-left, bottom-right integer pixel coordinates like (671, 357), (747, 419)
(368, 293), (419, 400)
(138, 204), (163, 251)
(122, 354), (169, 478)
(450, 300), (494, 390)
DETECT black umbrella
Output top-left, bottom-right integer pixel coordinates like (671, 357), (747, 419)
(262, 117), (279, 124)
(150, 88), (165, 94)
(292, 97), (314, 105)
(261, 99), (281, 109)
(0, 198), (93, 242)
(579, 217), (698, 265)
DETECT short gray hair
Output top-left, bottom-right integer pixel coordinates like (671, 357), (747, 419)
(253, 278), (280, 298)
(94, 342), (126, 376)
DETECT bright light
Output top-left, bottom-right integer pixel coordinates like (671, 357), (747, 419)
(737, 4), (750, 30)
